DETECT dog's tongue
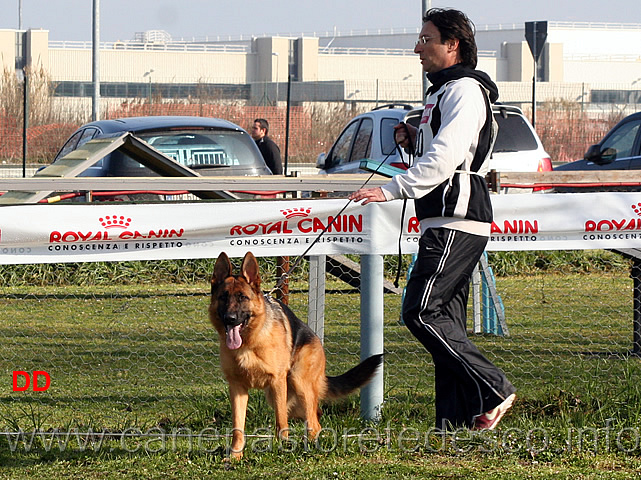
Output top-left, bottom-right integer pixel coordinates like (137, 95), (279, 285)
(226, 325), (243, 350)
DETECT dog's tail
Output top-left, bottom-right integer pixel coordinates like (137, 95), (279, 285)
(325, 354), (383, 400)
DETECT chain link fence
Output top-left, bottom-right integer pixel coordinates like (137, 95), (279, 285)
(1, 71), (640, 442)
(1, 71), (638, 166)
(0, 250), (638, 437)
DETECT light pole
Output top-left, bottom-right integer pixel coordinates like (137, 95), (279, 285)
(347, 89), (360, 110)
(92, 0), (100, 121)
(272, 52), (279, 106)
(143, 69), (154, 106)
(632, 78), (641, 108)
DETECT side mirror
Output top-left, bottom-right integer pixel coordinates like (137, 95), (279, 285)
(584, 144), (616, 165)
(315, 152), (326, 169)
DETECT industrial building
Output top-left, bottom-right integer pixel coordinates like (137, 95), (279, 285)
(1, 21), (641, 113)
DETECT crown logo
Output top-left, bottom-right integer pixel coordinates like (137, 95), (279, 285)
(632, 203), (641, 217)
(99, 215), (131, 229)
(280, 208), (311, 219)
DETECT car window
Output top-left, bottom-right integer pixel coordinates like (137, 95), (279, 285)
(351, 118), (373, 162)
(327, 121), (359, 167)
(139, 129), (262, 168)
(380, 117), (400, 156)
(78, 127), (99, 147)
(54, 127), (101, 163)
(54, 129), (85, 161)
(492, 113), (538, 152)
(601, 119), (641, 159)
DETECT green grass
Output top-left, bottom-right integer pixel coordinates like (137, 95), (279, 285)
(1, 272), (641, 478)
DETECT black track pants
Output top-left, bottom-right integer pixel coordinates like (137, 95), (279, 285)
(402, 227), (516, 429)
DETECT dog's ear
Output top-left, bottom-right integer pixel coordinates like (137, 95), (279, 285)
(212, 252), (232, 288)
(240, 252), (261, 288)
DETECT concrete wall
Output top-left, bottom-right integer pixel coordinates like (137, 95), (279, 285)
(254, 37), (289, 83)
(0, 30), (15, 73)
(564, 58), (641, 84)
(298, 37), (319, 81)
(48, 48), (249, 83)
(26, 29), (48, 72)
(1, 24), (640, 106)
(547, 43), (564, 82)
(548, 25), (641, 56)
(318, 52), (420, 82)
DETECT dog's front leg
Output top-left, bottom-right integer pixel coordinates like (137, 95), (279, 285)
(271, 375), (290, 440)
(229, 383), (249, 460)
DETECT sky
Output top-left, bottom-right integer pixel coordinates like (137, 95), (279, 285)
(1, 0), (638, 43)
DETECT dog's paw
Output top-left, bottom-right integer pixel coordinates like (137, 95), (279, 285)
(229, 450), (244, 461)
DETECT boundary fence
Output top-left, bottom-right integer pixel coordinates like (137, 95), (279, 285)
(1, 178), (641, 445)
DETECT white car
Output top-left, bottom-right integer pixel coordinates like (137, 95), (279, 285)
(316, 104), (415, 175)
(317, 104), (552, 193)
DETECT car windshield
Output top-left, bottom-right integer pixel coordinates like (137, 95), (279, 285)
(138, 129), (260, 168)
(492, 114), (538, 152)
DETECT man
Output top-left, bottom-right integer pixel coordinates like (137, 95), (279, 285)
(250, 118), (283, 175)
(350, 8), (516, 431)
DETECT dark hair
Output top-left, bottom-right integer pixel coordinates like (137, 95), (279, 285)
(423, 8), (477, 69)
(254, 118), (269, 133)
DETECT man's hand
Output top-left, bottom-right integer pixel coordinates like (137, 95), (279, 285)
(393, 122), (417, 151)
(349, 187), (386, 205)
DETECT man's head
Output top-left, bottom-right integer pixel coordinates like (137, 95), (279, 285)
(250, 118), (269, 141)
(414, 8), (477, 73)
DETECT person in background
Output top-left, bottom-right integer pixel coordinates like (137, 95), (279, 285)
(349, 8), (516, 431)
(250, 118), (283, 174)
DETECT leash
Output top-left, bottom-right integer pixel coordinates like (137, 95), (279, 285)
(393, 123), (415, 288)
(268, 140), (410, 297)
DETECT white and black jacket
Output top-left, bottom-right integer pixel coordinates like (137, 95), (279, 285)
(381, 64), (498, 237)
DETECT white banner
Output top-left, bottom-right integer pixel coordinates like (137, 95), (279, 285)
(0, 192), (640, 264)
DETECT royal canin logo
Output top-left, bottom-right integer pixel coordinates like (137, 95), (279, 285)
(491, 219), (539, 235)
(49, 215), (185, 243)
(230, 207), (362, 236)
(584, 203), (641, 232)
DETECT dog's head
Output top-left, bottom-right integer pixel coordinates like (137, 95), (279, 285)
(209, 252), (264, 350)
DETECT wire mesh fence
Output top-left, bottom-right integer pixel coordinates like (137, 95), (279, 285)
(0, 70), (638, 166)
(1, 252), (638, 438)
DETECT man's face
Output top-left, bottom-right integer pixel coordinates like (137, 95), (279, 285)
(250, 122), (265, 140)
(414, 21), (459, 74)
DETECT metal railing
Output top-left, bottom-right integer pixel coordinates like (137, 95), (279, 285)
(49, 40), (249, 53)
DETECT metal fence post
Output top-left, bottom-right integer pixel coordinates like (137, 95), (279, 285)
(360, 254), (384, 421)
(308, 255), (326, 344)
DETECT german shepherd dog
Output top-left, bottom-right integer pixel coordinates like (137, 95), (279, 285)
(209, 252), (383, 459)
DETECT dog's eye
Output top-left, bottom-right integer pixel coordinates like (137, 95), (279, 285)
(238, 294), (249, 302)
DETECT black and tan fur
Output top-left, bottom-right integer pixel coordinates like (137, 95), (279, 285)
(209, 251), (383, 459)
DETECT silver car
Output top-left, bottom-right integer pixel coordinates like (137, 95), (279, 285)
(317, 104), (552, 193)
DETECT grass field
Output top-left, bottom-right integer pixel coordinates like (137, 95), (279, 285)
(1, 271), (641, 479)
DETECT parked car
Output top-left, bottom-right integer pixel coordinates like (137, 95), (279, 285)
(315, 104), (415, 174)
(316, 104), (552, 193)
(553, 111), (641, 192)
(48, 116), (274, 200)
(54, 116), (273, 176)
